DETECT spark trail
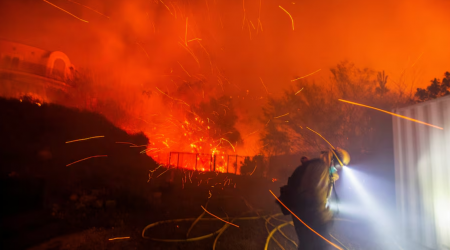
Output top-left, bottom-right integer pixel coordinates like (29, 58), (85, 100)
(43, 0), (89, 23)
(338, 99), (443, 130)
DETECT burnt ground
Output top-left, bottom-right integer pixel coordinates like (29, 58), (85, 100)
(0, 98), (400, 250)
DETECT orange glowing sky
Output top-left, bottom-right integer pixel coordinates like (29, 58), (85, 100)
(1, 0), (448, 89)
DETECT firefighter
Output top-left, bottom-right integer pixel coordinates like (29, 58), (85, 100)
(287, 156), (309, 187)
(285, 148), (350, 249)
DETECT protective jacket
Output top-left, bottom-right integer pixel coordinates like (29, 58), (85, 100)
(279, 157), (338, 224)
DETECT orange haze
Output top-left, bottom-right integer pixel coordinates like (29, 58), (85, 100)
(0, 0), (449, 157)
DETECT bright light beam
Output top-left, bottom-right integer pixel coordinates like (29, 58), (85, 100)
(269, 190), (343, 250)
(338, 99), (443, 130)
(341, 167), (391, 228)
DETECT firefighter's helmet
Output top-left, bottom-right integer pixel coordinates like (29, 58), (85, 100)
(333, 147), (350, 167)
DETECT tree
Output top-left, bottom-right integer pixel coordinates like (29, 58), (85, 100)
(415, 72), (450, 102)
(240, 155), (265, 176)
(376, 70), (389, 96)
(260, 61), (404, 157)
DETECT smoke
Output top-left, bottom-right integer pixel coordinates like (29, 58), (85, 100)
(0, 0), (449, 157)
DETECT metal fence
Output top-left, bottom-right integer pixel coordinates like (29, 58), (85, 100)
(167, 152), (248, 174)
(393, 95), (450, 249)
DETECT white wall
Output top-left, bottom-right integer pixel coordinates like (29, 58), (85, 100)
(393, 96), (450, 249)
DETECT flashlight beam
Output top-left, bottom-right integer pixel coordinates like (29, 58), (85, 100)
(338, 99), (443, 130)
(43, 0), (88, 23)
(269, 190), (343, 250)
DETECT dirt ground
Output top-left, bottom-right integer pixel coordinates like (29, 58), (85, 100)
(25, 172), (392, 250)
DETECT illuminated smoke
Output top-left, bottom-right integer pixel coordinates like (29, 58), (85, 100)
(0, 0), (449, 164)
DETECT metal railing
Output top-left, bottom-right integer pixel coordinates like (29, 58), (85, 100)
(168, 152), (247, 175)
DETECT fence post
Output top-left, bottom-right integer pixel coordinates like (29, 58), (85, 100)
(195, 153), (198, 170)
(210, 154), (212, 171)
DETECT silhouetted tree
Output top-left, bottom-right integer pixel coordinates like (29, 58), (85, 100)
(240, 155), (265, 176)
(415, 72), (450, 102)
(376, 70), (389, 95)
(261, 61), (408, 157)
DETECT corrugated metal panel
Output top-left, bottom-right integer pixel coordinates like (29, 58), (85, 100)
(393, 96), (450, 249)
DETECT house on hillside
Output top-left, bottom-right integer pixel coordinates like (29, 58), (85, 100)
(0, 40), (74, 103)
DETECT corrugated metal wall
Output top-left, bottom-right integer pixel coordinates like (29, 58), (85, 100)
(393, 96), (450, 249)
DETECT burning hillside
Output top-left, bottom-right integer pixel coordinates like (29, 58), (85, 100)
(0, 0), (449, 170)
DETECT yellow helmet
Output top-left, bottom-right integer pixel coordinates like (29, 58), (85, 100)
(333, 147), (350, 167)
